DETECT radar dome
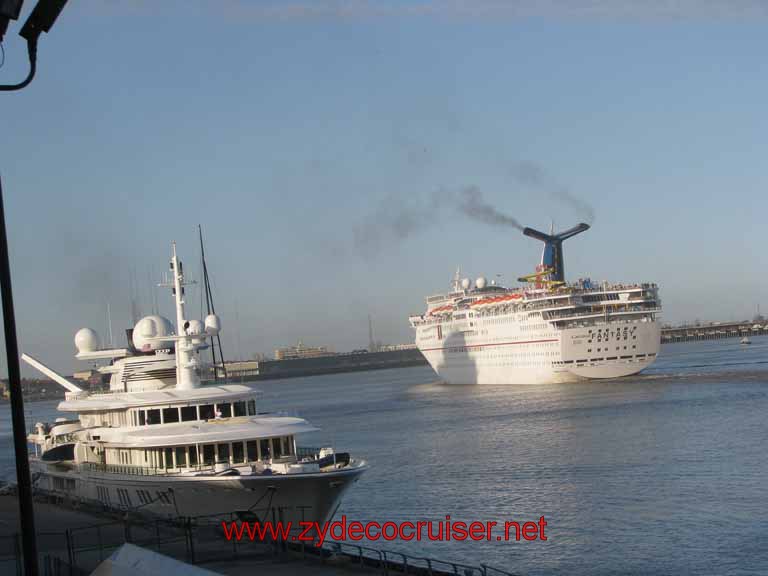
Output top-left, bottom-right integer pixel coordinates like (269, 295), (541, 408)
(185, 319), (204, 335)
(476, 276), (487, 289)
(185, 319), (206, 345)
(460, 278), (471, 290)
(132, 315), (175, 353)
(204, 314), (221, 335)
(75, 328), (100, 353)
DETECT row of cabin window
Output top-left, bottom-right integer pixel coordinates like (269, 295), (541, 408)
(144, 436), (294, 469)
(133, 399), (257, 426)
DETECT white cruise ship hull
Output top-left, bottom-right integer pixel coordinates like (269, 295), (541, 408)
(32, 461), (367, 525)
(417, 319), (661, 385)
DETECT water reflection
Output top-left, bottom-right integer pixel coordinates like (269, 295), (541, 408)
(3, 337), (768, 574)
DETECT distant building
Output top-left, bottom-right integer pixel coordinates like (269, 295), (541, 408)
(377, 343), (418, 352)
(73, 370), (92, 381)
(218, 360), (261, 379)
(0, 378), (65, 400)
(73, 369), (109, 391)
(274, 340), (334, 361)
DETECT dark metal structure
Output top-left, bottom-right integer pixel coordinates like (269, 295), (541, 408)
(0, 176), (39, 576)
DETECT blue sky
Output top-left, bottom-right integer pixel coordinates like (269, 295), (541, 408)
(1, 1), (767, 374)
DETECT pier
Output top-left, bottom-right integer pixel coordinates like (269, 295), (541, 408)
(661, 321), (767, 344)
(0, 492), (515, 576)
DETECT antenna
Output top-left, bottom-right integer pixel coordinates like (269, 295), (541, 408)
(234, 297), (243, 362)
(106, 301), (114, 347)
(368, 314), (375, 353)
(129, 267), (140, 324)
(198, 225), (227, 381)
(147, 265), (158, 315)
(158, 242), (201, 390)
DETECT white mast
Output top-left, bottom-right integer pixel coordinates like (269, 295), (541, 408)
(170, 242), (201, 390)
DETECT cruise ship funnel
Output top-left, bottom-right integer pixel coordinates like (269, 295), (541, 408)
(523, 223), (590, 283)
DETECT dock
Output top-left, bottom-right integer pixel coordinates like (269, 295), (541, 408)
(661, 321), (767, 344)
(220, 348), (428, 382)
(0, 492), (514, 576)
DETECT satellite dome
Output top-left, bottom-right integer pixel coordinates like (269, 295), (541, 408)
(184, 319), (203, 335)
(132, 315), (175, 352)
(185, 319), (205, 345)
(74, 328), (100, 353)
(476, 276), (487, 289)
(204, 314), (221, 335)
(461, 278), (471, 290)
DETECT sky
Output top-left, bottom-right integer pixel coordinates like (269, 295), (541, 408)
(1, 0), (767, 375)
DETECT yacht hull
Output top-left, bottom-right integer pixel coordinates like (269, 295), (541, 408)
(32, 461), (367, 526)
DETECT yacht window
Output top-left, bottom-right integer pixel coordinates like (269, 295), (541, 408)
(217, 443), (230, 464)
(199, 404), (215, 420)
(247, 400), (256, 416)
(181, 406), (197, 422)
(232, 442), (244, 463)
(175, 447), (186, 467)
(233, 401), (246, 417)
(164, 447), (173, 469)
(157, 449), (164, 468)
(217, 403), (232, 418)
(139, 411), (146, 426)
(146, 409), (161, 425)
(188, 446), (198, 467)
(202, 445), (215, 465)
(163, 407), (180, 424)
(246, 441), (258, 462)
(273, 437), (283, 459)
(286, 436), (294, 456)
(260, 439), (271, 460)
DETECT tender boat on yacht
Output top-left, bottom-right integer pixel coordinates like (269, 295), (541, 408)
(24, 243), (367, 523)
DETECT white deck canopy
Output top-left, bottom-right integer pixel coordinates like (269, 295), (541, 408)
(58, 384), (258, 412)
(95, 415), (318, 448)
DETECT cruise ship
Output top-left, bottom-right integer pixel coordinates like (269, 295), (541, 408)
(409, 224), (661, 384)
(23, 243), (367, 523)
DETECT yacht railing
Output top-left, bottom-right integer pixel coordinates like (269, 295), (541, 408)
(76, 448), (328, 477)
(78, 462), (216, 477)
(296, 446), (323, 460)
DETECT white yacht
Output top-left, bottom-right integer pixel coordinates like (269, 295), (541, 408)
(24, 243), (367, 523)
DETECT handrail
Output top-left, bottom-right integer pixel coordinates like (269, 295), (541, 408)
(327, 541), (516, 576)
(78, 461), (218, 477)
(73, 451), (326, 478)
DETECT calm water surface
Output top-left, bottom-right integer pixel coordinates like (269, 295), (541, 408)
(2, 337), (767, 575)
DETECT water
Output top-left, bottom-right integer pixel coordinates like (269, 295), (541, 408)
(2, 337), (767, 575)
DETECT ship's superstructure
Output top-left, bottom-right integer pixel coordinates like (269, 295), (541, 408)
(24, 243), (366, 523)
(409, 224), (661, 384)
